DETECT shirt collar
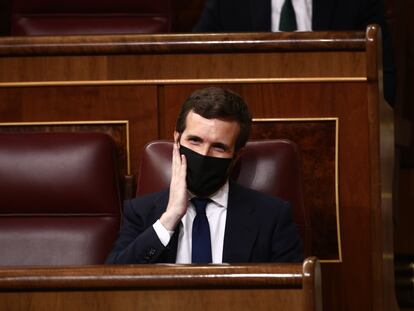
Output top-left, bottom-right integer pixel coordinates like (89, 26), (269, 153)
(187, 180), (229, 208)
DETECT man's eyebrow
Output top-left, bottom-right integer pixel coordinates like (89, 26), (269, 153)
(186, 135), (202, 141)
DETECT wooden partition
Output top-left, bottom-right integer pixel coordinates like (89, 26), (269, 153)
(0, 258), (321, 311)
(0, 27), (396, 310)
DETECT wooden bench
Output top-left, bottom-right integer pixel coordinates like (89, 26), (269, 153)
(0, 257), (321, 311)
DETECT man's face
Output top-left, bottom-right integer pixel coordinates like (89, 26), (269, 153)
(175, 110), (240, 159)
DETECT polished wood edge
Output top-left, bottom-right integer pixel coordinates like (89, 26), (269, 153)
(0, 120), (129, 126)
(303, 257), (323, 311)
(365, 25), (384, 311)
(125, 121), (131, 175)
(0, 32), (366, 56)
(334, 119), (343, 263)
(0, 78), (367, 88)
(0, 262), (307, 291)
(253, 117), (338, 122)
(366, 25), (381, 82)
(366, 24), (400, 311)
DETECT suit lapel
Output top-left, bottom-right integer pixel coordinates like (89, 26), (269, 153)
(312, 0), (337, 30)
(222, 182), (258, 263)
(155, 184), (260, 263)
(250, 0), (271, 31)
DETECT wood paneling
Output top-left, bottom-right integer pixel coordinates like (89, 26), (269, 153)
(0, 53), (365, 84)
(0, 29), (396, 311)
(0, 258), (322, 311)
(252, 119), (338, 260)
(0, 290), (304, 311)
(0, 85), (158, 176)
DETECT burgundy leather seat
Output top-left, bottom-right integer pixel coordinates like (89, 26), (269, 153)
(136, 139), (312, 256)
(10, 0), (172, 36)
(0, 132), (121, 266)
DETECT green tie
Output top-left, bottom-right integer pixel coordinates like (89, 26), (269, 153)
(279, 0), (297, 31)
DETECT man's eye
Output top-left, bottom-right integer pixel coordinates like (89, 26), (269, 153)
(213, 146), (226, 152)
(188, 138), (200, 144)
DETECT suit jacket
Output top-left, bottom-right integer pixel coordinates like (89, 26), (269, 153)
(193, 0), (395, 104)
(106, 181), (303, 264)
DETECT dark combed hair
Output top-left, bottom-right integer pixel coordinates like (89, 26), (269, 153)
(176, 87), (252, 151)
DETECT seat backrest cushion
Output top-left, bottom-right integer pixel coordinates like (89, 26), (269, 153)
(0, 132), (121, 266)
(10, 0), (172, 35)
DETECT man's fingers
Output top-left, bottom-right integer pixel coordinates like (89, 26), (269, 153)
(181, 154), (186, 166)
(179, 154), (187, 180)
(171, 142), (180, 177)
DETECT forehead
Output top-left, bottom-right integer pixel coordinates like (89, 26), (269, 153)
(183, 111), (240, 145)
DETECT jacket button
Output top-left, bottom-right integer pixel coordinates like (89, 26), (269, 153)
(144, 248), (157, 261)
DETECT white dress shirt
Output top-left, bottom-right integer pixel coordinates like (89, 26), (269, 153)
(153, 181), (229, 264)
(271, 0), (312, 32)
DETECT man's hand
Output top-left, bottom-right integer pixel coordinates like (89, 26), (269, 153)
(159, 140), (188, 231)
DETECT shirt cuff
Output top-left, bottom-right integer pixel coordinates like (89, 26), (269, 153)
(153, 219), (174, 247)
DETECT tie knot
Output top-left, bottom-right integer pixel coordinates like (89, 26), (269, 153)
(191, 197), (210, 214)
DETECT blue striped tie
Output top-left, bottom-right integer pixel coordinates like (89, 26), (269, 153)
(191, 197), (212, 263)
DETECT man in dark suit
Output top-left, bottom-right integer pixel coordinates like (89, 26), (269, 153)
(106, 87), (302, 264)
(194, 0), (395, 105)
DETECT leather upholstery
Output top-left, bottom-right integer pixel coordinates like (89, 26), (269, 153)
(0, 132), (121, 266)
(10, 0), (172, 35)
(136, 139), (311, 256)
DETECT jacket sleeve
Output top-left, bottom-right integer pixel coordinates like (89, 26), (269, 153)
(105, 198), (167, 264)
(193, 0), (222, 32)
(271, 201), (303, 263)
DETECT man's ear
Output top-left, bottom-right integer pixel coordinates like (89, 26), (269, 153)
(230, 147), (244, 169)
(227, 147), (244, 175)
(173, 131), (180, 143)
(233, 147), (245, 162)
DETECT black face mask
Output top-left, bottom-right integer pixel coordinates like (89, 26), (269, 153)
(179, 145), (233, 198)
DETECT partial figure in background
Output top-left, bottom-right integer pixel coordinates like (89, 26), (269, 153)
(194, 0), (395, 105)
